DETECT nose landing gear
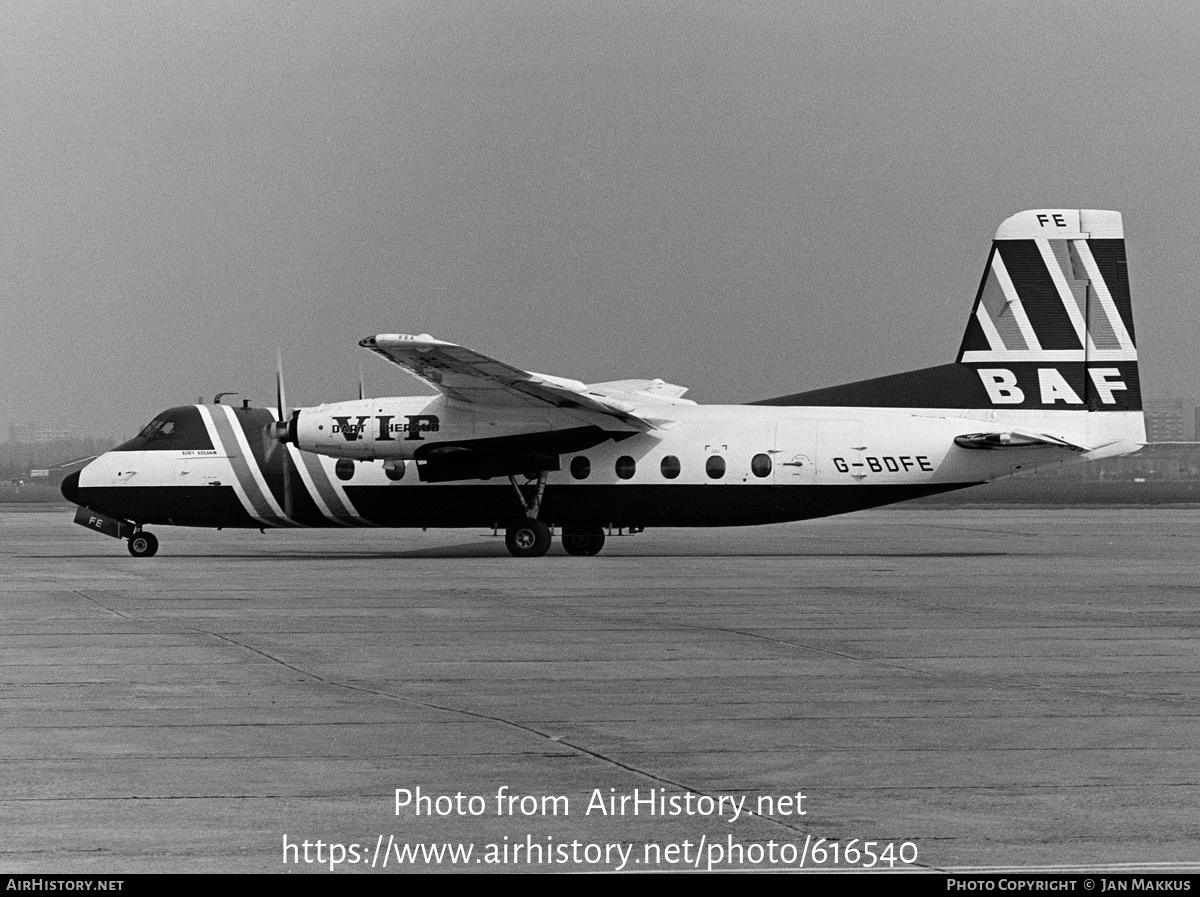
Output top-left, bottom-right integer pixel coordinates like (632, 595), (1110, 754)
(127, 531), (159, 557)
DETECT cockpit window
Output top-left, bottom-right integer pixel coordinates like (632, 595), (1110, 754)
(113, 406), (214, 453)
(137, 419), (177, 440)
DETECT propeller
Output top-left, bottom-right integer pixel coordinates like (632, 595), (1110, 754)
(264, 352), (296, 519)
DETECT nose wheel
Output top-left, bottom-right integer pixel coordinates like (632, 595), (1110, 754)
(127, 531), (159, 557)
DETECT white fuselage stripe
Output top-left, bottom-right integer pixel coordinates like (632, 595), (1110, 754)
(288, 445), (352, 526)
(301, 452), (381, 526)
(216, 404), (301, 526)
(195, 405), (275, 528)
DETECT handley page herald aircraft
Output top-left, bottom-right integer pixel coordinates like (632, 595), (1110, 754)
(63, 209), (1144, 557)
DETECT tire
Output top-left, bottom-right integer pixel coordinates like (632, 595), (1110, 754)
(128, 532), (159, 558)
(505, 518), (552, 558)
(562, 525), (605, 556)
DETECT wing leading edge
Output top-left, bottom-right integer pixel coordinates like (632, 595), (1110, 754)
(359, 333), (688, 430)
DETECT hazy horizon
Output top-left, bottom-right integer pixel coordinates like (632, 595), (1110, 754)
(6, 1), (1200, 440)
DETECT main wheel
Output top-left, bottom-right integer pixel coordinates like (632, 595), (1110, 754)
(505, 518), (552, 558)
(562, 525), (605, 556)
(127, 531), (159, 558)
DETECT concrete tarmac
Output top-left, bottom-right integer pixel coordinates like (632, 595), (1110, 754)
(2, 506), (1199, 873)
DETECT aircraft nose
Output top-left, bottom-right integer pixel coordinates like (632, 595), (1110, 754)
(60, 470), (81, 505)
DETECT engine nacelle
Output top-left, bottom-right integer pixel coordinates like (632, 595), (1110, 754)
(293, 397), (446, 460)
(291, 397), (571, 462)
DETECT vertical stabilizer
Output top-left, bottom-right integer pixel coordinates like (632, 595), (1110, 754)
(956, 209), (1139, 411)
(753, 208), (1142, 414)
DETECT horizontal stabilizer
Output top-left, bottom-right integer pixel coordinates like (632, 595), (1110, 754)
(953, 429), (1092, 452)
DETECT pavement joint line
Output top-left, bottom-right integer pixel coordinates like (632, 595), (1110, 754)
(71, 589), (131, 620)
(509, 600), (937, 677)
(172, 626), (872, 851)
(174, 617), (946, 867)
(508, 603), (1200, 709)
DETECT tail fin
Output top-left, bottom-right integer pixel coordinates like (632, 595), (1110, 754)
(956, 209), (1140, 410)
(752, 208), (1141, 411)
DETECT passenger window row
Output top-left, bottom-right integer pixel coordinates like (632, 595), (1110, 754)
(569, 453), (773, 481)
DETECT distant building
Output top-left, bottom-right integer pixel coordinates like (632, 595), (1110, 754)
(1143, 400), (1190, 443)
(31, 427), (74, 444)
(6, 424), (77, 444)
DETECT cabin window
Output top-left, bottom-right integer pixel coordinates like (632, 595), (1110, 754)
(335, 458), (355, 481)
(751, 453), (772, 477)
(615, 456), (636, 480)
(660, 456), (681, 479)
(570, 456), (591, 480)
(705, 455), (726, 480)
(384, 461), (405, 481)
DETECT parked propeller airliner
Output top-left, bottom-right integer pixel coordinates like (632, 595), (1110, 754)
(63, 209), (1144, 557)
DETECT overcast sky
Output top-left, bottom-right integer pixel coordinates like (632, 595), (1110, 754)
(4, 1), (1199, 438)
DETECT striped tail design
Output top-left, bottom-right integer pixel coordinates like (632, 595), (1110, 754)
(956, 209), (1140, 410)
(752, 208), (1142, 412)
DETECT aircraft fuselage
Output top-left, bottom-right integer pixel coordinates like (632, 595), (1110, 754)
(66, 400), (1139, 532)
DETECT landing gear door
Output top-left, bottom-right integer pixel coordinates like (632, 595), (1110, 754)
(772, 420), (816, 486)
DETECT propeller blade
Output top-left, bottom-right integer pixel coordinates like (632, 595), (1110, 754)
(276, 351), (287, 422)
(282, 447), (294, 519)
(276, 351), (294, 519)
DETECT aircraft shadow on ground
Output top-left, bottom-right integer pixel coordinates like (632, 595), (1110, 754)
(44, 545), (1014, 560)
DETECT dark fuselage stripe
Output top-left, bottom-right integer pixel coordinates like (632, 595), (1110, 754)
(207, 405), (298, 526)
(79, 481), (981, 530)
(293, 447), (362, 525)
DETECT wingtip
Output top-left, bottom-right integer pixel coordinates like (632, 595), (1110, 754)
(362, 333), (450, 349)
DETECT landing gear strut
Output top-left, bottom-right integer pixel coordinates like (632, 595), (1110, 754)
(504, 471), (552, 558)
(127, 531), (159, 557)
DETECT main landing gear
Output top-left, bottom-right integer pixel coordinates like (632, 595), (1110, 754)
(505, 517), (553, 558)
(505, 471), (553, 558)
(502, 472), (607, 558)
(561, 525), (605, 556)
(127, 530), (159, 557)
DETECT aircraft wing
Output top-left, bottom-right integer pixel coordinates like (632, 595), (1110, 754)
(953, 429), (1094, 452)
(586, 379), (695, 405)
(359, 333), (676, 431)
